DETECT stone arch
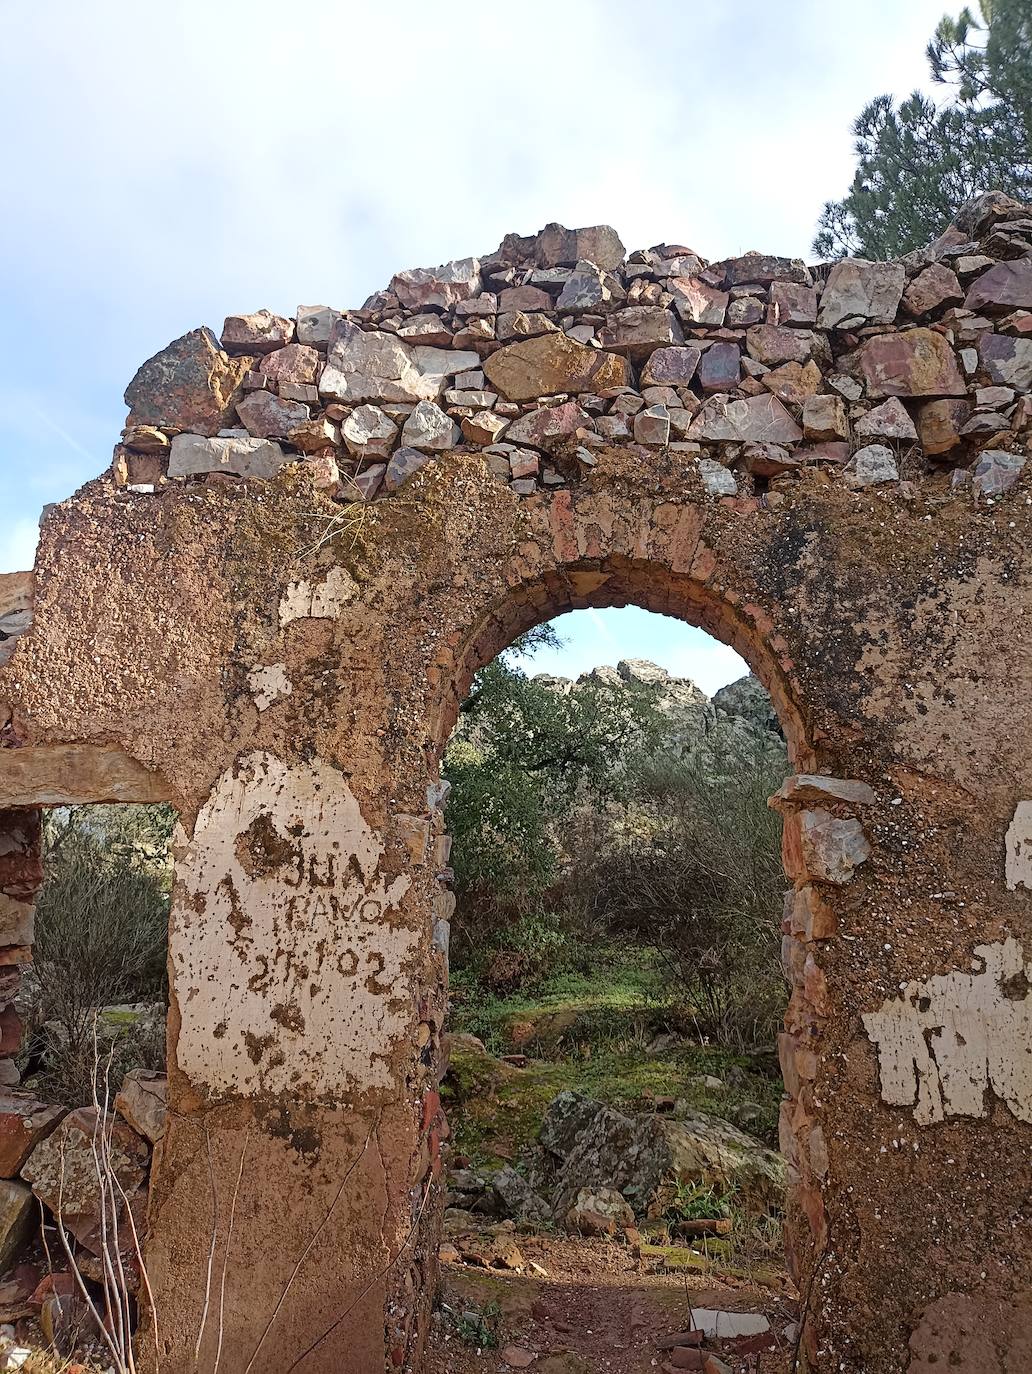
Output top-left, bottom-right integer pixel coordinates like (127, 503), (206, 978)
(427, 551), (814, 771)
(1, 197), (1031, 1373)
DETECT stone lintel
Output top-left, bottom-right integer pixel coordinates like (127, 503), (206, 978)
(0, 745), (172, 808)
(0, 574), (33, 619)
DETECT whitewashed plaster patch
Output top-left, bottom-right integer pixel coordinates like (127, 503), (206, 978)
(170, 750), (413, 1099)
(1005, 800), (1032, 890)
(279, 564), (358, 627)
(862, 938), (1032, 1125)
(247, 662), (292, 712)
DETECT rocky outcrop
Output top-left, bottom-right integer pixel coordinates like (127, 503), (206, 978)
(536, 660), (784, 763)
(542, 1092), (784, 1222)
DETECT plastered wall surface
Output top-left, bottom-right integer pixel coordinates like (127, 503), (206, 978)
(2, 195), (1032, 1372)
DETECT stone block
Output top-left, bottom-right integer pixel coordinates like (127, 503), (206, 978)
(124, 328), (252, 437)
(114, 1070), (166, 1145)
(167, 433), (289, 480)
(0, 1095), (65, 1176)
(860, 328), (966, 398)
(0, 1180), (33, 1271)
(484, 332), (628, 401)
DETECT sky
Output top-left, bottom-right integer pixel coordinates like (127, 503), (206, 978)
(0, 0), (949, 686)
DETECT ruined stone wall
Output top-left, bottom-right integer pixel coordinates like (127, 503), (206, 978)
(1, 194), (1032, 1372)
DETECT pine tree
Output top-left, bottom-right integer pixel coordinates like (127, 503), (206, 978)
(814, 0), (1032, 260)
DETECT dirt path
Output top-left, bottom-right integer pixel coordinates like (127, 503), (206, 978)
(426, 1234), (798, 1374)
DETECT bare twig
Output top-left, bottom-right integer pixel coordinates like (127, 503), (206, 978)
(213, 1121), (251, 1374)
(54, 1135), (126, 1373)
(194, 1124), (220, 1365)
(283, 1170), (434, 1374)
(243, 1115), (379, 1374)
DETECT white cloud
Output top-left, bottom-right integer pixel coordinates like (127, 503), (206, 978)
(0, 0), (951, 565)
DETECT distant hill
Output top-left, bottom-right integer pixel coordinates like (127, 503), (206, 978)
(534, 661), (784, 762)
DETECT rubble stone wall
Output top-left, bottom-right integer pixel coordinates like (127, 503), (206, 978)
(2, 193), (1032, 1372)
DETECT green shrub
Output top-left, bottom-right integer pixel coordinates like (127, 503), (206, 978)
(593, 733), (790, 1048)
(23, 804), (173, 1103)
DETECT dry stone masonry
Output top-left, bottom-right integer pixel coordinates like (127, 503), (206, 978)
(115, 193), (1031, 506)
(2, 191), (1032, 1373)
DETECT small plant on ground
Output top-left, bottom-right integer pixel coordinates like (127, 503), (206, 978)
(453, 1299), (501, 1349)
(666, 1181), (737, 1224)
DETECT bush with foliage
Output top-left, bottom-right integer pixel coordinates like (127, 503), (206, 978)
(444, 626), (661, 974)
(23, 804), (174, 1103)
(592, 734), (789, 1048)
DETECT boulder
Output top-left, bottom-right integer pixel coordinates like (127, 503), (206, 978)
(540, 1089), (603, 1158)
(341, 404), (398, 457)
(0, 1095), (65, 1177)
(634, 405), (671, 446)
(114, 1069), (165, 1145)
(846, 444), (899, 487)
(236, 390), (310, 440)
(980, 333), (1032, 390)
(817, 259), (905, 328)
(319, 324), (441, 406)
(497, 310), (559, 341)
(221, 310), (294, 355)
(762, 360), (822, 406)
(22, 1107), (149, 1256)
(123, 327), (253, 437)
(726, 296), (764, 326)
(860, 328), (966, 398)
(410, 345), (482, 384)
(784, 808), (871, 884)
(671, 278), (728, 326)
(917, 399), (969, 454)
(491, 1166), (550, 1224)
(903, 264), (964, 317)
(802, 394), (848, 442)
(746, 326), (814, 367)
(543, 1094), (783, 1220)
(855, 397), (917, 442)
(722, 253), (811, 286)
(167, 433), (288, 480)
(768, 281), (818, 325)
(0, 897), (33, 949)
(953, 190), (1029, 236)
(461, 411), (510, 446)
(396, 313), (455, 347)
(972, 450), (1026, 498)
(697, 460), (737, 497)
(295, 305), (341, 346)
(688, 394), (802, 444)
(505, 402), (589, 452)
(533, 223), (625, 271)
(484, 333), (629, 401)
(385, 447), (435, 491)
(556, 261), (612, 311)
(696, 343), (742, 393)
(347, 464), (386, 501)
(0, 1181), (33, 1272)
(290, 419), (340, 455)
(257, 343), (321, 387)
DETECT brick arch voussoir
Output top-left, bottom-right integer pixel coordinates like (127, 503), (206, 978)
(426, 547), (816, 773)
